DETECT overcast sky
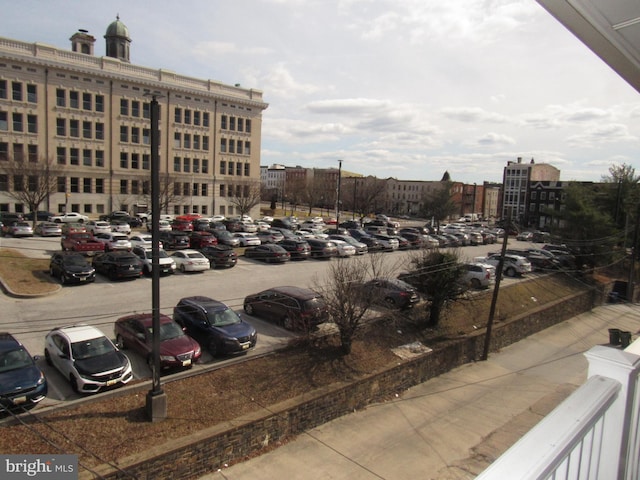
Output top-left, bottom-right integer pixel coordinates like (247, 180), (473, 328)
(4, 0), (639, 184)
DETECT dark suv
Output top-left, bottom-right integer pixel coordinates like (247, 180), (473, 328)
(159, 231), (190, 250)
(243, 286), (329, 331)
(173, 296), (257, 356)
(49, 252), (96, 285)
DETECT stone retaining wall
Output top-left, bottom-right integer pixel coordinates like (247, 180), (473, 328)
(89, 287), (599, 480)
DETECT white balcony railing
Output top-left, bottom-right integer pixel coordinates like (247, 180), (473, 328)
(477, 342), (640, 480)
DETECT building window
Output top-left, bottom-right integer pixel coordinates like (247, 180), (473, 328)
(203, 112), (209, 127)
(221, 115), (227, 130)
(82, 121), (92, 139)
(120, 152), (128, 169)
(131, 153), (139, 169)
(0, 143), (7, 161)
(174, 132), (181, 148)
(201, 159), (208, 174)
(57, 147), (66, 164)
(244, 141), (251, 155)
(13, 144), (24, 162)
(95, 122), (104, 140)
(142, 154), (150, 170)
(237, 118), (243, 132)
(220, 160), (226, 175)
(228, 161), (234, 175)
(143, 102), (150, 119)
(174, 157), (181, 172)
(184, 109), (191, 124)
(82, 92), (92, 110)
(530, 191), (537, 200)
(220, 138), (227, 153)
(120, 99), (128, 116)
(142, 128), (150, 145)
(131, 100), (140, 117)
(183, 182), (190, 196)
(83, 178), (92, 193)
(194, 111), (200, 126)
(229, 117), (236, 131)
(69, 91), (79, 109)
(27, 115), (37, 133)
(95, 95), (104, 112)
(12, 82), (22, 101)
(95, 150), (104, 167)
(28, 145), (37, 162)
(120, 180), (128, 194)
(203, 136), (209, 151)
(540, 192), (547, 200)
(57, 177), (66, 193)
(0, 112), (7, 131)
(131, 127), (139, 143)
(229, 140), (235, 154)
(174, 108), (182, 123)
(68, 119), (78, 138)
(236, 162), (242, 176)
(95, 178), (104, 194)
(220, 184), (225, 197)
(69, 148), (79, 165)
(244, 163), (250, 176)
(142, 180), (150, 194)
(70, 177), (79, 193)
(131, 180), (139, 195)
(0, 80), (7, 99)
(549, 192), (555, 200)
(12, 113), (23, 132)
(193, 135), (200, 150)
(183, 158), (191, 173)
(184, 134), (191, 149)
(83, 149), (92, 166)
(0, 174), (7, 191)
(193, 158), (200, 174)
(120, 126), (128, 142)
(26, 84), (37, 103)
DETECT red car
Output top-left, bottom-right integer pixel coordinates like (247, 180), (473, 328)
(189, 231), (218, 249)
(114, 313), (201, 370)
(171, 220), (194, 232)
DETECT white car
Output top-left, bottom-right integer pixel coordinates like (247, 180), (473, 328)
(86, 220), (111, 235)
(49, 212), (89, 223)
(474, 253), (532, 277)
(129, 234), (163, 249)
(147, 219), (173, 233)
(132, 246), (176, 275)
(171, 249), (210, 273)
(94, 232), (132, 251)
(110, 221), (132, 234)
(44, 324), (133, 393)
(331, 239), (356, 257)
(233, 232), (261, 246)
(462, 263), (496, 289)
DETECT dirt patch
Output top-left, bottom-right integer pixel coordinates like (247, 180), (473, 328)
(0, 274), (596, 473)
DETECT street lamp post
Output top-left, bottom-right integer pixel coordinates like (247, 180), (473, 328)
(145, 93), (167, 422)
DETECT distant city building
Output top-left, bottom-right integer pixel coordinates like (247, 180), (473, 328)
(0, 17), (268, 218)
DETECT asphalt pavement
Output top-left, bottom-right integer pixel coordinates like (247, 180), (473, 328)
(198, 302), (640, 480)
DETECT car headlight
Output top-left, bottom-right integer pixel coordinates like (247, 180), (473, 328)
(37, 371), (46, 385)
(159, 355), (175, 362)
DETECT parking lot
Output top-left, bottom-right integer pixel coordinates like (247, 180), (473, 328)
(0, 229), (531, 407)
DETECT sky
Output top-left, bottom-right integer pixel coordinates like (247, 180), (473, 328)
(3, 0), (640, 184)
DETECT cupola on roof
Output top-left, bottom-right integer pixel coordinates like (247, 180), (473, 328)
(105, 15), (130, 40)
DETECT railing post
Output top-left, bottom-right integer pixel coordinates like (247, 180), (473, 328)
(585, 345), (640, 479)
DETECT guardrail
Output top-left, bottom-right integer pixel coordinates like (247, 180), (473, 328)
(477, 341), (640, 480)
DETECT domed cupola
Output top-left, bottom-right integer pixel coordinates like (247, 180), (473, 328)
(104, 15), (131, 63)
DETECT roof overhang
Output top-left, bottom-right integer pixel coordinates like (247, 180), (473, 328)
(535, 0), (640, 93)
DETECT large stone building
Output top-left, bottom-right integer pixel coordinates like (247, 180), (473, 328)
(0, 17), (268, 218)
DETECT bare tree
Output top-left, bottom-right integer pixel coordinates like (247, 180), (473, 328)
(0, 156), (66, 225)
(419, 181), (457, 232)
(228, 180), (262, 217)
(140, 173), (180, 214)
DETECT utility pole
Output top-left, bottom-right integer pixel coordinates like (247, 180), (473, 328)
(627, 204), (640, 302)
(335, 160), (342, 225)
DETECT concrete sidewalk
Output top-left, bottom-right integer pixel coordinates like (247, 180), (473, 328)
(200, 303), (640, 480)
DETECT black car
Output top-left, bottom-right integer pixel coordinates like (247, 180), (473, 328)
(361, 278), (420, 310)
(173, 296), (257, 356)
(347, 229), (384, 251)
(24, 211), (55, 222)
(271, 218), (299, 231)
(243, 286), (329, 331)
(210, 229), (241, 247)
(0, 333), (47, 413)
(244, 244), (291, 263)
(159, 231), (191, 250)
(306, 238), (338, 259)
(92, 251), (143, 280)
(49, 251), (96, 285)
(199, 245), (238, 268)
(277, 238), (311, 260)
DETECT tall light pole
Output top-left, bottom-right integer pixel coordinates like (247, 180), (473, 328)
(335, 160), (342, 225)
(145, 93), (167, 422)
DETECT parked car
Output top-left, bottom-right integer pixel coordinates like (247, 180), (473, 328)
(462, 263), (496, 289)
(86, 220), (112, 235)
(92, 251), (143, 280)
(244, 244), (291, 263)
(199, 245), (238, 268)
(0, 332), (48, 411)
(271, 217), (299, 231)
(147, 219), (173, 233)
(132, 246), (176, 276)
(188, 231), (218, 249)
(129, 234), (158, 249)
(158, 231), (190, 250)
(331, 239), (357, 257)
(359, 278), (420, 310)
(210, 229), (241, 247)
(109, 220), (132, 235)
(348, 229), (384, 251)
(49, 252), (96, 285)
(3, 221), (34, 237)
(48, 212), (89, 223)
(369, 233), (400, 251)
(94, 232), (132, 251)
(60, 232), (105, 255)
(233, 232), (261, 247)
(506, 248), (562, 271)
(173, 296), (257, 356)
(516, 231), (533, 241)
(114, 313), (201, 370)
(44, 324), (132, 393)
(276, 238), (311, 260)
(243, 286), (329, 331)
(61, 222), (87, 235)
(171, 249), (210, 273)
(0, 213), (23, 225)
(34, 221), (62, 237)
(171, 219), (194, 232)
(327, 234), (368, 255)
(24, 211), (54, 222)
(306, 238), (338, 259)
(476, 253), (532, 277)
(256, 229), (285, 244)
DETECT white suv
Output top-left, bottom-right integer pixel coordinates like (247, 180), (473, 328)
(475, 253), (532, 277)
(462, 263), (496, 289)
(44, 324), (132, 393)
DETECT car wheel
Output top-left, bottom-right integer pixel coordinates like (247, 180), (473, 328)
(44, 349), (52, 366)
(49, 267), (55, 277)
(143, 265), (151, 276)
(282, 316), (294, 330)
(244, 303), (254, 315)
(470, 278), (482, 289)
(180, 264), (186, 273)
(505, 267), (516, 277)
(115, 335), (126, 350)
(208, 339), (218, 357)
(60, 273), (68, 285)
(109, 267), (118, 281)
(70, 374), (80, 393)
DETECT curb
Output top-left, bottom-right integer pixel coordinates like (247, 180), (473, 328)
(0, 274), (61, 299)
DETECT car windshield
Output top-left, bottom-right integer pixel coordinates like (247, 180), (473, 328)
(113, 235), (128, 241)
(64, 255), (88, 266)
(149, 321), (184, 341)
(206, 307), (241, 327)
(71, 336), (115, 360)
(187, 252), (204, 259)
(302, 297), (326, 310)
(0, 348), (34, 372)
